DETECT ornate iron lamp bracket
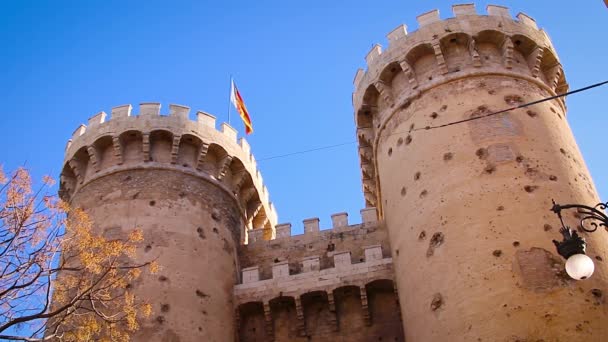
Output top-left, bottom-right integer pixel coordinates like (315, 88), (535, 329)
(551, 199), (608, 233)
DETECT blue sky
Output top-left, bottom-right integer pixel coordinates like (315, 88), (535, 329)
(1, 1), (606, 234)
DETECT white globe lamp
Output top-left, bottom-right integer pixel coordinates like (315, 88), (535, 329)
(565, 254), (595, 280)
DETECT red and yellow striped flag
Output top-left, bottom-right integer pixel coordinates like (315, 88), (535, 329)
(230, 79), (253, 134)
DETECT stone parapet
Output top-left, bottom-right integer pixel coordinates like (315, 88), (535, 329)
(234, 245), (393, 304)
(246, 207), (378, 244)
(352, 4), (568, 213)
(60, 103), (277, 236)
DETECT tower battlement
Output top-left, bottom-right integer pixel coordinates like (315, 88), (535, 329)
(352, 4), (568, 210)
(60, 102), (277, 239)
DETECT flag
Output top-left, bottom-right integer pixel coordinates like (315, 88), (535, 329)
(230, 79), (254, 135)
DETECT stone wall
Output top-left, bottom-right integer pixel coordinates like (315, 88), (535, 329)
(235, 209), (404, 341)
(352, 4), (608, 341)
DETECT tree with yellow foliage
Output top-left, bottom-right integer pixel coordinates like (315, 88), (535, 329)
(0, 166), (157, 341)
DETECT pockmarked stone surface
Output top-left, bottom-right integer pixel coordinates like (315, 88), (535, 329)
(352, 3), (608, 342)
(57, 3), (608, 342)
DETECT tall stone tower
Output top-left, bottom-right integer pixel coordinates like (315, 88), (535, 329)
(59, 103), (277, 341)
(353, 4), (608, 341)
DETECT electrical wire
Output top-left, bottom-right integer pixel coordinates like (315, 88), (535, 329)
(257, 79), (608, 162)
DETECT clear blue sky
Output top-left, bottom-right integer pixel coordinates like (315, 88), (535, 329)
(1, 1), (606, 235)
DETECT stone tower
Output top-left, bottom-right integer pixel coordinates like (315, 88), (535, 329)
(352, 4), (608, 341)
(59, 103), (277, 341)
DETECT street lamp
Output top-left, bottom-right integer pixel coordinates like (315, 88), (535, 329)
(551, 200), (608, 280)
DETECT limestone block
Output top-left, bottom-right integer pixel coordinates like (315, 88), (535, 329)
(169, 104), (190, 119)
(517, 12), (538, 29)
(364, 245), (383, 262)
(360, 207), (378, 223)
(365, 44), (382, 67)
(139, 102), (161, 116)
(87, 111), (106, 128)
(353, 68), (365, 88)
(301, 256), (320, 273)
(111, 104), (132, 118)
(331, 212), (348, 228)
(197, 111), (216, 128)
(334, 251), (352, 269)
(242, 266), (260, 284)
(386, 24), (407, 46)
(71, 124), (86, 141)
(221, 123), (237, 142)
(275, 223), (291, 238)
(248, 228), (265, 243)
(272, 261), (289, 279)
(487, 5), (510, 17)
(239, 137), (251, 156)
(452, 4), (476, 17)
(303, 218), (320, 234)
(416, 9), (440, 27)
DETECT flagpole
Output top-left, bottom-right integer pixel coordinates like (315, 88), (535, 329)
(228, 75), (232, 125)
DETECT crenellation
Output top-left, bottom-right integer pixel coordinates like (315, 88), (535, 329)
(139, 102), (161, 116)
(235, 215), (399, 340)
(111, 104), (132, 118)
(516, 12), (538, 29)
(196, 110), (216, 127)
(364, 245), (383, 262)
(238, 137), (250, 156)
(353, 68), (365, 88)
(303, 217), (320, 234)
(386, 25), (407, 46)
(331, 212), (348, 228)
(221, 122), (237, 142)
(352, 3), (561, 116)
(87, 111), (106, 128)
(169, 103), (190, 119)
(486, 4), (510, 17)
(416, 9), (440, 27)
(333, 251), (351, 269)
(301, 255), (320, 272)
(248, 228), (265, 243)
(360, 207), (378, 223)
(61, 103), (277, 238)
(275, 223), (291, 238)
(71, 124), (86, 142)
(452, 3), (476, 17)
(237, 244), (391, 284)
(271, 261), (290, 279)
(365, 44), (382, 67)
(242, 266), (260, 284)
